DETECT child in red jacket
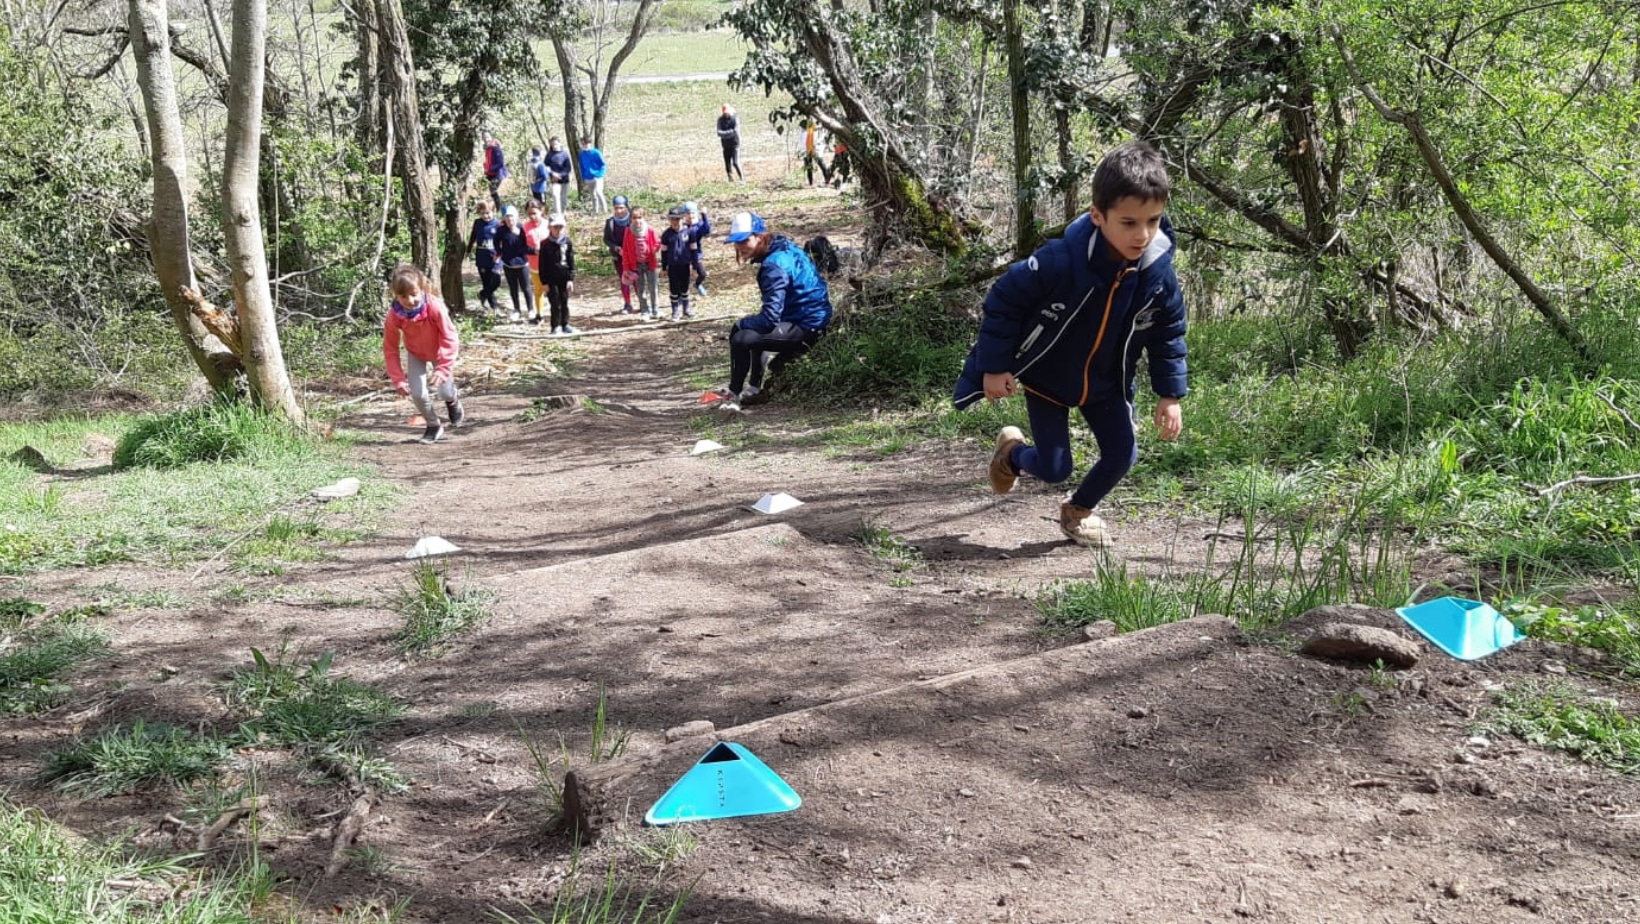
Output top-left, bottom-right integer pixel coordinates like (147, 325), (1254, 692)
(620, 207), (661, 320)
(383, 264), (463, 444)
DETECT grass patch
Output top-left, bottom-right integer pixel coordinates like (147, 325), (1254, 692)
(0, 610), (110, 715)
(38, 721), (231, 797)
(1484, 682), (1640, 775)
(227, 648), (402, 748)
(1038, 502), (1412, 633)
(391, 561), (495, 658)
(0, 412), (386, 575)
(0, 797), (259, 922)
(225, 648), (407, 794)
(493, 859), (691, 924)
(852, 522), (923, 574)
(113, 401), (315, 470)
(520, 686), (632, 823)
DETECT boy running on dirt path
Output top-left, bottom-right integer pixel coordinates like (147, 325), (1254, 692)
(953, 140), (1188, 548)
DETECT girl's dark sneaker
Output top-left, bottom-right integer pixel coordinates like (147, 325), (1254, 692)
(420, 423), (444, 444)
(446, 401), (465, 427)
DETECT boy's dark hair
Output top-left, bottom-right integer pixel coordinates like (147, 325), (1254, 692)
(804, 235), (840, 277)
(1091, 140), (1169, 212)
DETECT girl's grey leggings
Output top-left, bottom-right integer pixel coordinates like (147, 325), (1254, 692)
(406, 353), (458, 420)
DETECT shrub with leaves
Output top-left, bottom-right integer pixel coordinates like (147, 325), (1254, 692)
(114, 402), (317, 469)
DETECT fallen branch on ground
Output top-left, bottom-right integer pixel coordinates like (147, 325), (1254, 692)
(1534, 472), (1640, 496)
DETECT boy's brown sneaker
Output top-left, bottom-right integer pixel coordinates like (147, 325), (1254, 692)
(1059, 502), (1113, 548)
(989, 426), (1025, 493)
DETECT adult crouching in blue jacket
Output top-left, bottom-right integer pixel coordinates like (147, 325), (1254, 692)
(715, 212), (832, 410)
(952, 141), (1188, 549)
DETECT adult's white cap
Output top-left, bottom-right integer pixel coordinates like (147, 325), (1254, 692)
(724, 212), (766, 243)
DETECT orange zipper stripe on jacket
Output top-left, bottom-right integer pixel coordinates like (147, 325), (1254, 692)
(1079, 267), (1132, 406)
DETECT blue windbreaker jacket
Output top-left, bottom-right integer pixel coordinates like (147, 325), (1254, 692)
(953, 213), (1187, 409)
(739, 235), (833, 333)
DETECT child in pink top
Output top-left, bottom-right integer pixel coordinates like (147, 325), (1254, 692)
(383, 264), (463, 444)
(620, 207), (661, 319)
(522, 200), (551, 324)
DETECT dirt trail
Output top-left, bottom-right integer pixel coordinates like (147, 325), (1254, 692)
(6, 276), (1640, 922)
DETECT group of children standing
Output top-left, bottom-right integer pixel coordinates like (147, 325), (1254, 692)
(606, 198), (711, 321)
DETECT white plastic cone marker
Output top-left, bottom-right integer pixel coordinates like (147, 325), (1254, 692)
(749, 493), (803, 515)
(310, 477), (361, 500)
(406, 536), (461, 559)
(691, 439), (726, 455)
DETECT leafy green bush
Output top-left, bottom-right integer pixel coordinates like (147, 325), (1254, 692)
(783, 288), (977, 406)
(113, 402), (317, 470)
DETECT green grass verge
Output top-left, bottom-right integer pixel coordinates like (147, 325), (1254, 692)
(1484, 682), (1640, 775)
(0, 411), (388, 574)
(0, 797), (260, 922)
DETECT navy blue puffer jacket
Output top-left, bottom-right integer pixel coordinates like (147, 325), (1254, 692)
(953, 214), (1187, 409)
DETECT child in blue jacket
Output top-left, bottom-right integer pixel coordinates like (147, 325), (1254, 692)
(464, 199), (503, 315)
(683, 201), (711, 296)
(953, 141), (1188, 548)
(660, 206), (696, 321)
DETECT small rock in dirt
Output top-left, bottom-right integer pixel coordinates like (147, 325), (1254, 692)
(1011, 856), (1033, 870)
(1540, 659), (1568, 675)
(1082, 620), (1118, 641)
(1300, 623), (1421, 668)
(958, 788), (977, 798)
(1443, 880), (1466, 899)
(1127, 706), (1150, 719)
(664, 720), (716, 743)
(82, 433), (117, 461)
(1465, 736), (1491, 750)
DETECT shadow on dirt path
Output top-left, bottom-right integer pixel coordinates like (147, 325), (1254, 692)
(6, 262), (1640, 922)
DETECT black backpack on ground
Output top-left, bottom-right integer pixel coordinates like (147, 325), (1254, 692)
(805, 236), (841, 278)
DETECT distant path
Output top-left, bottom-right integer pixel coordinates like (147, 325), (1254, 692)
(616, 72), (729, 84)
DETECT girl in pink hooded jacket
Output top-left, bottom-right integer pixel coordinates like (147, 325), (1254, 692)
(383, 264), (464, 444)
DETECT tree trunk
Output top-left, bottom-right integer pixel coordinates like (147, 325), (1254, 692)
(1004, 0), (1034, 257)
(375, 0), (437, 276)
(223, 0), (304, 422)
(438, 68), (489, 314)
(127, 0), (240, 391)
(589, 0), (659, 153)
(1054, 106), (1076, 223)
(795, 1), (969, 254)
(549, 34), (589, 178)
(353, 0), (384, 167)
